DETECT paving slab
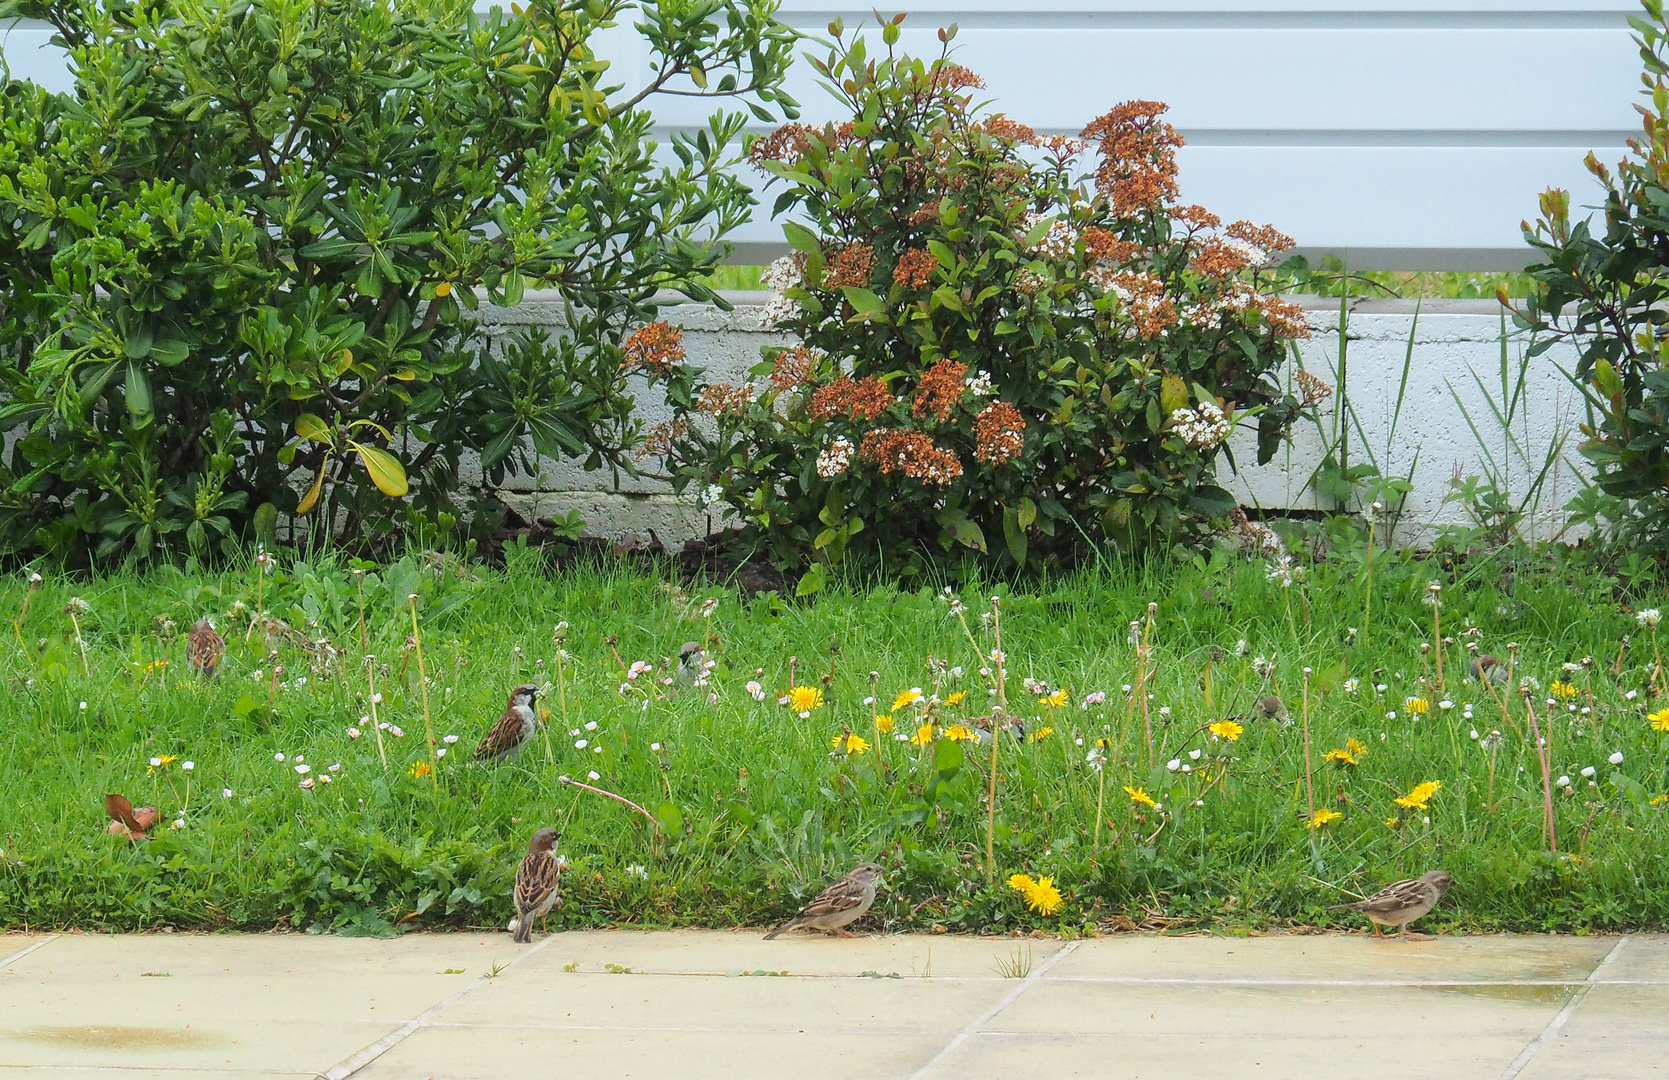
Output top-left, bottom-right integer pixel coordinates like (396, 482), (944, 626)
(0, 931), (1662, 1079)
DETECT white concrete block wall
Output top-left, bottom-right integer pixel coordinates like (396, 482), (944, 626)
(478, 292), (1589, 545)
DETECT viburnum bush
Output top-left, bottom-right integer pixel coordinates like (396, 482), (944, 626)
(639, 18), (1311, 586)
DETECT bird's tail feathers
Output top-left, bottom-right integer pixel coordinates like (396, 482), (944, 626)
(763, 920), (795, 940)
(511, 917), (531, 944)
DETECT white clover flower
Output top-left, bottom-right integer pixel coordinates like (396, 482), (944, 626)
(575, 739), (589, 750)
(389, 726), (404, 738)
(222, 788), (233, 799)
(329, 763), (341, 772)
(1556, 775), (1570, 788)
(650, 742), (662, 752)
(1609, 751), (1625, 765)
(1637, 608), (1662, 628)
(1627, 689), (1640, 701)
(1581, 765), (1596, 778)
(436, 748), (447, 758)
(274, 752), (286, 762)
(443, 734), (459, 744)
(587, 770), (600, 781)
(346, 726), (361, 739)
(1439, 700), (1454, 710)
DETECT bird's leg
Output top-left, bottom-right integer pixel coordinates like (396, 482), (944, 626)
(828, 927), (858, 938)
(1370, 922), (1384, 938)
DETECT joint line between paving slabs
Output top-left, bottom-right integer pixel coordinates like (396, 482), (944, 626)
(908, 940), (1081, 1080)
(0, 934), (59, 970)
(1497, 936), (1629, 1080)
(319, 934), (560, 1080)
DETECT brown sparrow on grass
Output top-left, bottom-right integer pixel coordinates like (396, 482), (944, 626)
(1331, 870), (1453, 939)
(675, 641), (706, 686)
(1470, 655), (1507, 685)
(1249, 694), (1286, 721)
(764, 862), (884, 939)
(187, 619), (224, 678)
(508, 827), (562, 943)
(475, 684), (539, 762)
(105, 793), (160, 841)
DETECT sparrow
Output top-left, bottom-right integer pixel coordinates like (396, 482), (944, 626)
(1471, 655), (1507, 685)
(764, 862), (884, 939)
(675, 641), (706, 686)
(1249, 694), (1286, 721)
(508, 827), (562, 943)
(475, 684), (539, 762)
(187, 619), (224, 678)
(1330, 870), (1453, 939)
(105, 793), (160, 841)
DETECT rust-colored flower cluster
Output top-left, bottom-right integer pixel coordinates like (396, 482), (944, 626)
(908, 199), (943, 226)
(973, 401), (1026, 465)
(978, 115), (1038, 145)
(1190, 238), (1256, 278)
(1108, 271), (1179, 338)
(912, 359), (968, 420)
(1227, 220), (1295, 256)
(892, 248), (938, 290)
(824, 243), (877, 290)
(1082, 101), (1182, 215)
(808, 376), (893, 421)
(929, 64), (985, 92)
(1082, 226), (1141, 266)
(637, 418), (690, 460)
(748, 123), (815, 168)
(623, 322), (684, 375)
(1171, 204), (1222, 230)
(698, 383), (754, 418)
(1294, 369), (1334, 406)
(769, 344), (820, 393)
(1254, 296), (1311, 339)
(859, 428), (964, 486)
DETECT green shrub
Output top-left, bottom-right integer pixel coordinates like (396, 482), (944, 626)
(640, 18), (1310, 583)
(0, 0), (796, 565)
(1518, 0), (1669, 542)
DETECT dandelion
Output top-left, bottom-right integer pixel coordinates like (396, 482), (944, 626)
(943, 724), (974, 742)
(946, 691), (967, 707)
(1323, 747), (1359, 768)
(1007, 873), (1035, 893)
(832, 732), (870, 755)
(1038, 689), (1069, 708)
(1551, 680), (1577, 701)
(1023, 876), (1064, 916)
(1125, 786), (1157, 808)
(1638, 609), (1662, 628)
(1650, 707), (1669, 733)
(1306, 808), (1342, 829)
(892, 688), (923, 712)
(910, 724), (935, 747)
(787, 686), (823, 714)
(1404, 697), (1430, 716)
(874, 714), (895, 734)
(1394, 780), (1441, 810)
(410, 762), (433, 779)
(1207, 719), (1243, 742)
(1028, 726), (1054, 743)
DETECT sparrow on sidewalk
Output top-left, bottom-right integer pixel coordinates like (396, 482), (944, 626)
(1331, 870), (1453, 939)
(764, 863), (884, 939)
(509, 827), (562, 944)
(475, 684), (539, 762)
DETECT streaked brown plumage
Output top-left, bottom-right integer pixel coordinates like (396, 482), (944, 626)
(509, 827), (561, 943)
(1471, 655), (1507, 685)
(187, 619), (224, 678)
(764, 862), (884, 939)
(475, 684), (539, 762)
(1331, 870), (1453, 938)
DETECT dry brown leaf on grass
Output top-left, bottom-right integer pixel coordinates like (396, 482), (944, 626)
(105, 793), (159, 840)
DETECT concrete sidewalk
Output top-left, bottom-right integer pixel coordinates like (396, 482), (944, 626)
(1, 930), (1664, 1079)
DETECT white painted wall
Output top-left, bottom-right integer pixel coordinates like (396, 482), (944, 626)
(2, 1), (1639, 269)
(479, 293), (1588, 544)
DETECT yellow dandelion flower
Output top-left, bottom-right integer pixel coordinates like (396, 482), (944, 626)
(1007, 873), (1036, 893)
(831, 732), (870, 755)
(787, 685), (824, 713)
(1208, 719), (1243, 742)
(1404, 697), (1430, 715)
(1124, 785), (1157, 808)
(1650, 794), (1668, 807)
(1650, 707), (1669, 734)
(874, 714), (895, 734)
(1346, 737), (1368, 758)
(1550, 680), (1577, 700)
(1384, 815), (1402, 829)
(945, 691), (966, 707)
(1027, 726), (1054, 743)
(943, 724), (974, 742)
(1023, 875), (1064, 916)
(1322, 747), (1358, 768)
(910, 723), (935, 746)
(892, 689), (922, 712)
(1040, 689), (1069, 708)
(1394, 780), (1441, 810)
(1306, 808), (1342, 829)
(410, 761), (433, 779)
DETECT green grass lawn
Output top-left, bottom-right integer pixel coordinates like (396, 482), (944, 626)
(4, 540), (1666, 936)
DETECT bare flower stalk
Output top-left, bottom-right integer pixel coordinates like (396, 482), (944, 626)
(353, 568), (368, 657)
(365, 655), (388, 769)
(1523, 692), (1557, 856)
(549, 622), (571, 765)
(15, 572), (41, 645)
(407, 595), (439, 794)
(985, 596), (1007, 884)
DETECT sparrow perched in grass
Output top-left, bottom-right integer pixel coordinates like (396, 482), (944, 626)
(187, 619), (224, 678)
(1331, 870), (1453, 939)
(508, 827), (562, 944)
(475, 684), (539, 762)
(1471, 655), (1507, 685)
(1249, 694), (1286, 721)
(675, 641), (706, 686)
(764, 862), (884, 939)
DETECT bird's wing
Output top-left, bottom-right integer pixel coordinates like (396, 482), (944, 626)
(793, 873), (869, 919)
(1354, 877), (1428, 915)
(104, 793), (144, 833)
(516, 853), (560, 913)
(475, 710), (522, 759)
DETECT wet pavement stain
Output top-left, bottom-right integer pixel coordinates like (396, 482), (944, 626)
(10, 1025), (220, 1050)
(1433, 983), (1578, 1005)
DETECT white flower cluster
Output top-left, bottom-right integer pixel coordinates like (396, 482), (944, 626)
(761, 255), (803, 328)
(1022, 212), (1077, 261)
(1170, 401), (1231, 451)
(964, 370), (994, 396)
(815, 436), (854, 478)
(697, 483), (725, 509)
